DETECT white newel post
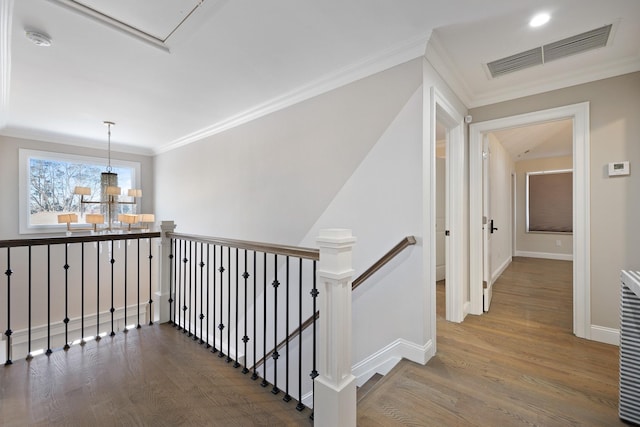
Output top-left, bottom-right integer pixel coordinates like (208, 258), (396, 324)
(156, 220), (176, 323)
(315, 229), (357, 427)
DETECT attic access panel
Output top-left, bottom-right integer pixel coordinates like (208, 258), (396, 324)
(54, 0), (204, 43)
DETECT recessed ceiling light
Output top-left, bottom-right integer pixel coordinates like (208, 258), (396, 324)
(25, 31), (52, 47)
(530, 13), (550, 28)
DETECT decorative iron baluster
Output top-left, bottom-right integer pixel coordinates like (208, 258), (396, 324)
(283, 256), (291, 402)
(310, 260), (318, 420)
(27, 246), (33, 358)
(137, 238), (141, 329)
(109, 240), (115, 337)
(218, 246), (225, 358)
(96, 242), (101, 341)
(211, 245), (218, 354)
(4, 247), (13, 365)
(233, 248), (240, 368)
(192, 241), (197, 340)
(63, 244), (70, 349)
(251, 251), (258, 380)
(46, 245), (52, 354)
(148, 238), (154, 326)
(123, 240), (128, 333)
(176, 240), (183, 330)
(226, 246), (232, 363)
(199, 242), (205, 344)
(242, 249), (250, 374)
(205, 244), (210, 348)
(183, 241), (188, 333)
(296, 258), (305, 411)
(169, 239), (175, 325)
(80, 243), (85, 344)
(272, 254), (280, 394)
(188, 241), (193, 337)
(261, 252), (268, 388)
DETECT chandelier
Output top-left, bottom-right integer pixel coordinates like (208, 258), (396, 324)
(58, 121), (155, 233)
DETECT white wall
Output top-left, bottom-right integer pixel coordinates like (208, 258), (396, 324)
(515, 156), (573, 259)
(488, 134), (514, 280)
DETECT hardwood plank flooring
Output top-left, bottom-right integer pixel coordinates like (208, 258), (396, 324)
(358, 257), (622, 426)
(0, 324), (313, 426)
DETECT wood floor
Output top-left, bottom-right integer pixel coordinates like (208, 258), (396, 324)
(0, 324), (313, 426)
(358, 257), (622, 426)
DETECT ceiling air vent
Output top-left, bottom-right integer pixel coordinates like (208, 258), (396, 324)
(487, 48), (543, 78)
(543, 24), (612, 63)
(486, 24), (613, 78)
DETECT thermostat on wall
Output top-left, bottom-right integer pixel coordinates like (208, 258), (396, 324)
(608, 161), (630, 176)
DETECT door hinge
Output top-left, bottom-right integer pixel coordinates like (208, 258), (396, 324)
(445, 230), (450, 236)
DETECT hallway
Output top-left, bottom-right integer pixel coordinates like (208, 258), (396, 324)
(357, 257), (621, 426)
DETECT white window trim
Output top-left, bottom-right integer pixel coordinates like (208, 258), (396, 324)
(19, 149), (141, 234)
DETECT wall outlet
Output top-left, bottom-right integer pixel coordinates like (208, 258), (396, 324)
(556, 239), (562, 247)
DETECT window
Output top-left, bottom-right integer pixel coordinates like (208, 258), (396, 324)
(526, 169), (572, 233)
(19, 149), (140, 234)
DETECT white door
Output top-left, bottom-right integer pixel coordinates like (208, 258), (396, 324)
(482, 137), (494, 312)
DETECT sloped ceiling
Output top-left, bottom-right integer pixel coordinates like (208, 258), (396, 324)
(0, 0), (639, 154)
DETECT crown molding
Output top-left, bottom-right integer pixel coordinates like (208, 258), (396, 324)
(467, 54), (640, 108)
(0, 0), (13, 128)
(424, 31), (474, 108)
(0, 126), (154, 156)
(156, 33), (430, 154)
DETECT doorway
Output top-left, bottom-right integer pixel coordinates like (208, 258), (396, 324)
(469, 102), (591, 339)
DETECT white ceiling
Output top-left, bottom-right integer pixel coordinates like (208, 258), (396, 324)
(491, 119), (573, 162)
(1, 0), (639, 155)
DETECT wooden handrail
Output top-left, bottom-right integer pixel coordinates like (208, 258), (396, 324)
(0, 231), (161, 248)
(251, 235), (416, 371)
(166, 232), (320, 261)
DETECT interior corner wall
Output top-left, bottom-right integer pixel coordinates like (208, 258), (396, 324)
(153, 58), (423, 245)
(515, 156), (573, 258)
(0, 135), (154, 240)
(488, 134), (514, 280)
(469, 71), (640, 331)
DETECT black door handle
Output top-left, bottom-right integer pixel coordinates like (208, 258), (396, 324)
(490, 219), (498, 234)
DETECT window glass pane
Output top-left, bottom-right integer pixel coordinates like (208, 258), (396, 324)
(527, 171), (572, 233)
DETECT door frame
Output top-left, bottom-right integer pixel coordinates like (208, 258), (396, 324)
(469, 102), (591, 339)
(429, 87), (465, 326)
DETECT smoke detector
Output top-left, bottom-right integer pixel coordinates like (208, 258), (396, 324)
(25, 31), (52, 47)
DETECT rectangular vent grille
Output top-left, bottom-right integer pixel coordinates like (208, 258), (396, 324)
(544, 24), (612, 63)
(487, 48), (543, 78)
(486, 24), (613, 78)
(620, 271), (640, 424)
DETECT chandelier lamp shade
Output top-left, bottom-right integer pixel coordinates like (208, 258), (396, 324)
(56, 121), (155, 233)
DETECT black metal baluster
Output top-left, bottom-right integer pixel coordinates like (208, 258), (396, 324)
(226, 246), (232, 363)
(296, 258), (305, 411)
(137, 238), (141, 328)
(310, 260), (318, 420)
(148, 238), (154, 326)
(205, 244), (210, 348)
(218, 246), (225, 358)
(272, 254), (280, 394)
(46, 244), (52, 354)
(242, 250), (250, 374)
(188, 241), (193, 337)
(96, 242), (101, 341)
(233, 248), (240, 367)
(283, 256), (291, 402)
(109, 240), (115, 337)
(123, 240), (128, 333)
(80, 243), (85, 345)
(199, 242), (205, 344)
(211, 245), (218, 354)
(261, 252), (268, 388)
(176, 240), (182, 330)
(27, 246), (32, 359)
(251, 251), (258, 380)
(63, 244), (70, 349)
(4, 247), (13, 365)
(183, 241), (188, 333)
(169, 239), (175, 326)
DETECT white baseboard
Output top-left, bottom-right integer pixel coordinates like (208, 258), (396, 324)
(351, 338), (434, 387)
(491, 256), (512, 282)
(515, 250), (573, 261)
(590, 325), (620, 346)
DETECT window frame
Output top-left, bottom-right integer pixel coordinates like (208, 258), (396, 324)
(19, 148), (141, 234)
(525, 168), (573, 234)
